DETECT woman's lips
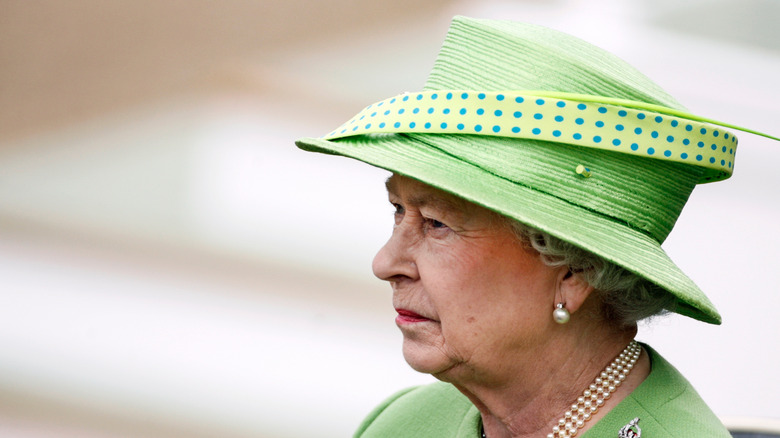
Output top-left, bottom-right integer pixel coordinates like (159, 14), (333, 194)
(395, 309), (432, 324)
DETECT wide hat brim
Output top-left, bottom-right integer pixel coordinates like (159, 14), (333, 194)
(296, 17), (722, 324)
(296, 133), (720, 324)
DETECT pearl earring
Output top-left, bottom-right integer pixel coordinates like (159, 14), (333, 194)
(553, 302), (570, 324)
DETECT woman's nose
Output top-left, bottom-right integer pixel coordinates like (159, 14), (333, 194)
(372, 224), (418, 282)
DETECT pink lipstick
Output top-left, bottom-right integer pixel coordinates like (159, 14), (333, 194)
(395, 309), (431, 324)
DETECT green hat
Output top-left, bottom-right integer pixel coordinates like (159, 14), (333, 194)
(295, 16), (767, 324)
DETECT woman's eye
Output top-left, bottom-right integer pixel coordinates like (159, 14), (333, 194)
(424, 218), (450, 233)
(392, 203), (404, 224)
(430, 219), (446, 229)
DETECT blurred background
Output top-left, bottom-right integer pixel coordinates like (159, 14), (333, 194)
(1, 0), (778, 436)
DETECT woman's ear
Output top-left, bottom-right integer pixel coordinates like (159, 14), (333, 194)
(556, 268), (595, 315)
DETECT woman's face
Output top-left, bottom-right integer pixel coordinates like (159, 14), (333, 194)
(372, 174), (565, 383)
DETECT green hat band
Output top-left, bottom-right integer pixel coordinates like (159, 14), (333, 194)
(325, 90), (738, 183)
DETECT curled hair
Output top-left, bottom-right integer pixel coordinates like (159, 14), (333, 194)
(508, 221), (676, 327)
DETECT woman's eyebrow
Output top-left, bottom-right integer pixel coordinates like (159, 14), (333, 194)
(385, 176), (464, 214)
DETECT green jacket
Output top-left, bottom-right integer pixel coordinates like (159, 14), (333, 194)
(355, 345), (730, 437)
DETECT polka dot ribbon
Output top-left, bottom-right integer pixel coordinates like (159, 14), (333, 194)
(324, 91), (778, 182)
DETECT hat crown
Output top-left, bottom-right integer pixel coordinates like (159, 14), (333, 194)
(425, 17), (682, 108)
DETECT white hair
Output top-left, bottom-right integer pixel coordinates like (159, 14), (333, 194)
(509, 221), (676, 327)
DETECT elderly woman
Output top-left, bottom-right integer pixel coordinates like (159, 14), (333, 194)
(295, 16), (765, 437)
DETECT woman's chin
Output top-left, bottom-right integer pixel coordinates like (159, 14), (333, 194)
(401, 340), (453, 376)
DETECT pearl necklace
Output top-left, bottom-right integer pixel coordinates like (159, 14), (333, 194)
(479, 340), (641, 438)
(547, 340), (641, 438)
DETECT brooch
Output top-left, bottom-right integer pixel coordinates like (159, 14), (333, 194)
(618, 417), (641, 438)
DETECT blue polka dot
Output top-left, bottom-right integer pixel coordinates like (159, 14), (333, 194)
(365, 123), (371, 129)
(686, 124), (693, 131)
(416, 94), (423, 100)
(389, 98), (396, 104)
(713, 130), (720, 137)
(711, 144), (717, 150)
(729, 162), (732, 168)
(511, 127), (521, 133)
(595, 121), (605, 128)
(722, 146), (727, 152)
(598, 107), (607, 114)
(577, 103), (587, 110)
(594, 135), (602, 143)
(631, 143), (639, 151)
(340, 129), (346, 134)
(576, 118), (584, 125)
(399, 109), (405, 114)
(352, 126), (358, 131)
(637, 113), (646, 120)
(478, 93), (486, 100)
(536, 99), (545, 105)
(612, 139), (621, 146)
(495, 110), (503, 117)
(492, 125), (501, 133)
(370, 112), (377, 117)
(730, 148), (733, 154)
(394, 122), (401, 128)
(409, 122), (416, 128)
(671, 120), (679, 127)
(477, 109), (485, 115)
(651, 131), (659, 138)
(424, 122), (431, 129)
(721, 159), (726, 165)
(497, 94), (505, 101)
(634, 127), (642, 135)
(681, 153), (688, 159)
(514, 111), (523, 118)
(440, 122), (447, 129)
(683, 139), (690, 145)
(573, 133), (582, 140)
(618, 110), (627, 117)
(443, 108), (450, 114)
(533, 128), (541, 135)
(666, 136), (674, 143)
(475, 124), (482, 132)
(697, 141), (704, 148)
(461, 93), (469, 99)
(616, 124), (625, 131)
(553, 130), (562, 137)
(446, 92), (453, 100)
(555, 115), (564, 122)
(457, 123), (464, 130)
(359, 115), (365, 120)
(402, 96), (409, 102)
(654, 116), (663, 123)
(379, 122), (386, 128)
(557, 101), (566, 108)
(384, 110), (390, 115)
(427, 108), (434, 114)
(700, 128), (707, 135)
(431, 93), (438, 100)
(664, 150), (672, 157)
(647, 147), (655, 155)
(534, 113), (543, 120)
(696, 155), (703, 161)
(724, 133), (729, 139)
(515, 96), (524, 103)
(460, 108), (467, 115)
(413, 108), (420, 114)
(709, 157), (716, 164)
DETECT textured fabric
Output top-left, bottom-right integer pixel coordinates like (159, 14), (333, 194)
(354, 346), (730, 438)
